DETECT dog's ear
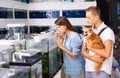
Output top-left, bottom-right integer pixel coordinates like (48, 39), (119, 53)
(82, 25), (86, 30)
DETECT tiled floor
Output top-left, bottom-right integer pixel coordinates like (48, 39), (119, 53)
(54, 68), (62, 78)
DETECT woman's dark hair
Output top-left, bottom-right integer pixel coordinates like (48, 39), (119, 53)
(55, 16), (75, 31)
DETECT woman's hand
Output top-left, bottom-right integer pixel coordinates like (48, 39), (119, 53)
(56, 34), (64, 48)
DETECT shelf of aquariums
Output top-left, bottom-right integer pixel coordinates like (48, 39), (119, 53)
(0, 0), (27, 9)
(0, 19), (28, 28)
(0, 0), (28, 28)
(28, 18), (89, 26)
(28, 1), (96, 26)
(28, 1), (96, 10)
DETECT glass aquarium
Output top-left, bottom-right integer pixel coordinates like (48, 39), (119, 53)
(6, 24), (26, 40)
(0, 67), (30, 78)
(9, 48), (42, 78)
(62, 10), (86, 18)
(29, 10), (60, 19)
(29, 26), (49, 34)
(14, 9), (27, 19)
(0, 28), (8, 39)
(9, 32), (63, 78)
(42, 35), (63, 78)
(73, 26), (83, 34)
(0, 7), (13, 18)
(0, 45), (14, 68)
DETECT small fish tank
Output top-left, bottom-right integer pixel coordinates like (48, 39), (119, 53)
(0, 45), (14, 68)
(9, 47), (42, 78)
(6, 24), (25, 40)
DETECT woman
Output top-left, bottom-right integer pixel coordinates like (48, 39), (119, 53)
(55, 16), (85, 78)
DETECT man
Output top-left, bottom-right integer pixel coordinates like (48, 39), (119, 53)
(82, 6), (115, 78)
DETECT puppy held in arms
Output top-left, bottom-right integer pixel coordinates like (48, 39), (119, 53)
(82, 26), (105, 75)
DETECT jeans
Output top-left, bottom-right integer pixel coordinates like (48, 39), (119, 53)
(85, 71), (110, 78)
(61, 66), (85, 78)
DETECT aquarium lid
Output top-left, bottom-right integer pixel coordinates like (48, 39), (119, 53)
(19, 49), (40, 56)
(9, 56), (41, 66)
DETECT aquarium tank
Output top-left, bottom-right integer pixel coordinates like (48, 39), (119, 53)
(23, 32), (63, 78)
(41, 33), (63, 78)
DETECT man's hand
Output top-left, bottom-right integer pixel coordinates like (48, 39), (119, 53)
(92, 55), (105, 64)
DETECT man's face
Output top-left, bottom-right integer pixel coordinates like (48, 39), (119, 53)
(86, 11), (97, 26)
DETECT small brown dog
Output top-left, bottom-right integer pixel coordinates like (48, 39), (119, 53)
(82, 26), (105, 74)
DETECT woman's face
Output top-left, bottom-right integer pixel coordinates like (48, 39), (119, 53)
(56, 25), (67, 34)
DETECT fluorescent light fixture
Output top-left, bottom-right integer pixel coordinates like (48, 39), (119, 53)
(7, 24), (25, 27)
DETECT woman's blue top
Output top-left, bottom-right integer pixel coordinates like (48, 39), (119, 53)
(63, 31), (85, 76)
